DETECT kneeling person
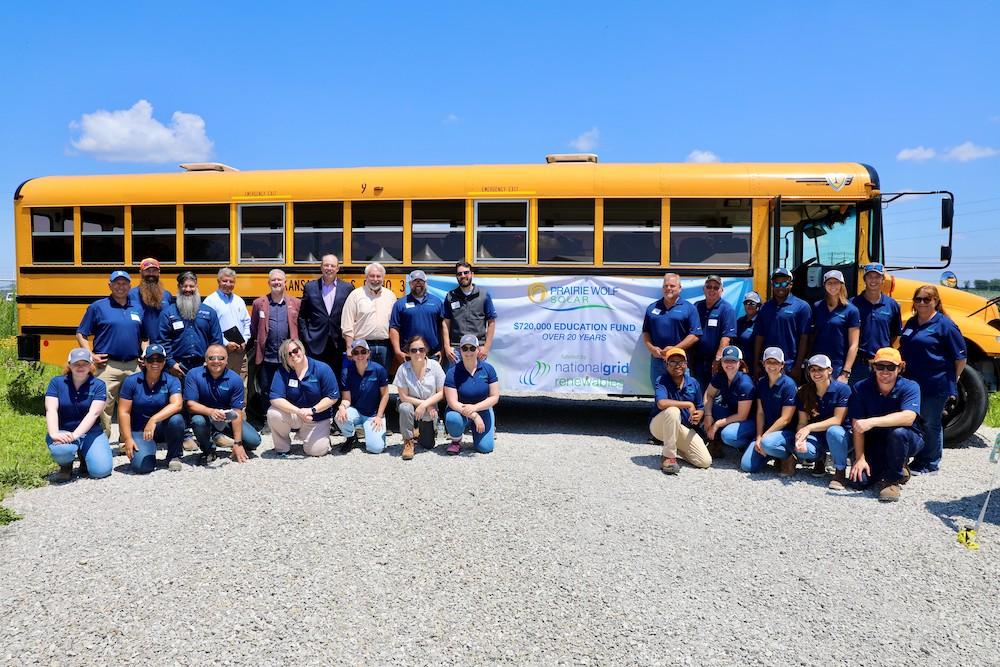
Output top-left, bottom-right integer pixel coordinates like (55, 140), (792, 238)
(334, 339), (390, 454)
(649, 347), (711, 474)
(184, 344), (261, 464)
(119, 345), (186, 473)
(267, 338), (340, 457)
(443, 335), (500, 455)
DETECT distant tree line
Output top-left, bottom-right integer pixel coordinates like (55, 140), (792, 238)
(963, 280), (1000, 290)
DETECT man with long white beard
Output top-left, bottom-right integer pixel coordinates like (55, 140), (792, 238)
(128, 258), (173, 344)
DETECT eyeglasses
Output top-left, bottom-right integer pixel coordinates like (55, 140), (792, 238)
(460, 345), (478, 352)
(456, 270), (471, 276)
(408, 347), (426, 353)
(287, 348), (302, 357)
(352, 349), (369, 356)
(772, 281), (791, 289)
(666, 359), (687, 366)
(873, 363), (899, 372)
(206, 355), (226, 361)
(145, 356), (165, 363)
(913, 296), (934, 304)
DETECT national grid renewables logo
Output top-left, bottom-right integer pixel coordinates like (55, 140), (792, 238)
(519, 360), (551, 386)
(526, 282), (615, 311)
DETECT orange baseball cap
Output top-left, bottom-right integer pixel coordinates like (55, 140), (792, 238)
(139, 258), (161, 271)
(872, 348), (902, 365)
(663, 346), (687, 359)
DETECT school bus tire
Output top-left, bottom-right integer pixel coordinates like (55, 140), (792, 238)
(943, 365), (988, 447)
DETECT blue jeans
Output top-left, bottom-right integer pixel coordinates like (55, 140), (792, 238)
(335, 407), (387, 453)
(368, 342), (389, 370)
(46, 431), (112, 478)
(445, 408), (495, 453)
(713, 403), (758, 471)
(911, 391), (947, 472)
(128, 413), (186, 474)
(751, 430), (797, 472)
(190, 414), (262, 454)
(854, 426), (924, 487)
(802, 425), (849, 469)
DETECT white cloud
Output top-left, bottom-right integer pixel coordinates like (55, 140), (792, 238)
(443, 113), (460, 124)
(942, 141), (999, 162)
(569, 127), (599, 152)
(70, 99), (213, 163)
(686, 149), (720, 163)
(896, 146), (936, 162)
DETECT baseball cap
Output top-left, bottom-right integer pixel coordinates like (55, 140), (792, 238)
(823, 269), (846, 284)
(720, 345), (742, 361)
(663, 346), (686, 360)
(704, 274), (723, 286)
(872, 348), (902, 365)
(743, 291), (762, 305)
(408, 270), (427, 281)
(762, 347), (785, 364)
(863, 263), (886, 276)
(806, 354), (832, 369)
(351, 339), (370, 351)
(139, 258), (161, 271)
(109, 270), (130, 283)
(771, 267), (793, 279)
(67, 348), (93, 364)
(459, 334), (480, 348)
(143, 343), (166, 359)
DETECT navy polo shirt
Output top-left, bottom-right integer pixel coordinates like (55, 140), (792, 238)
(157, 303), (224, 368)
(45, 375), (107, 434)
(77, 296), (143, 360)
(709, 370), (755, 414)
(735, 315), (757, 364)
(695, 299), (737, 358)
(810, 301), (861, 370)
(851, 294), (902, 359)
(445, 361), (498, 405)
(119, 372), (182, 431)
(642, 298), (703, 349)
(183, 366), (245, 410)
(797, 381), (852, 422)
(900, 313), (967, 396)
(754, 295), (812, 366)
(653, 374), (704, 425)
(849, 376), (922, 434)
(128, 286), (174, 342)
(340, 361), (389, 417)
(756, 374), (798, 428)
(270, 358), (340, 420)
(390, 293), (444, 351)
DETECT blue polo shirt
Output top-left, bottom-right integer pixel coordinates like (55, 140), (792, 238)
(45, 375), (108, 434)
(900, 313), (967, 396)
(390, 293), (444, 351)
(157, 303), (224, 368)
(77, 296), (143, 360)
(797, 381), (852, 422)
(851, 293), (902, 359)
(810, 301), (861, 370)
(445, 360), (498, 405)
(128, 286), (174, 342)
(756, 374), (798, 428)
(709, 370), (755, 414)
(849, 376), (922, 434)
(642, 298), (703, 349)
(695, 299), (737, 359)
(754, 295), (812, 368)
(735, 315), (757, 364)
(340, 361), (389, 417)
(119, 372), (182, 431)
(183, 366), (245, 410)
(269, 358), (340, 420)
(653, 374), (704, 425)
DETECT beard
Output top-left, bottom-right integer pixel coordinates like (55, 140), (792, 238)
(138, 280), (164, 309)
(176, 292), (202, 321)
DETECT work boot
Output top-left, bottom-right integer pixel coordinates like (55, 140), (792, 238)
(829, 468), (847, 490)
(900, 466), (911, 486)
(183, 437), (199, 452)
(402, 439), (415, 461)
(878, 482), (901, 502)
(53, 464), (73, 483)
(340, 435), (359, 455)
(811, 459), (827, 477)
(707, 438), (725, 459)
(780, 456), (797, 477)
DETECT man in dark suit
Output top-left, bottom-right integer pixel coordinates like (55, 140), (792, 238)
(298, 254), (353, 378)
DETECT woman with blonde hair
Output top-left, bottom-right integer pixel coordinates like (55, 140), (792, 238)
(44, 348), (113, 481)
(267, 338), (340, 457)
(809, 270), (860, 384)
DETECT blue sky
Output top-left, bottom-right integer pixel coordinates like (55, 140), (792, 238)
(2, 1), (997, 282)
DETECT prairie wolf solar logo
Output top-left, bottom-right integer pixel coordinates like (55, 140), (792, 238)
(519, 360), (551, 386)
(525, 281), (615, 312)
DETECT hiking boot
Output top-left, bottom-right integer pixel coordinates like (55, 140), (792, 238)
(829, 469), (847, 490)
(900, 466), (911, 486)
(167, 458), (182, 472)
(660, 456), (680, 475)
(77, 458), (89, 478)
(780, 456), (797, 477)
(811, 459), (827, 477)
(707, 439), (725, 459)
(402, 439), (415, 461)
(183, 437), (199, 452)
(212, 432), (235, 448)
(340, 435), (359, 455)
(446, 440), (461, 455)
(879, 482), (901, 502)
(53, 464), (73, 483)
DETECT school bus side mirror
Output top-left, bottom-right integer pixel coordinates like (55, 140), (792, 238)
(940, 245), (952, 262)
(942, 197), (954, 229)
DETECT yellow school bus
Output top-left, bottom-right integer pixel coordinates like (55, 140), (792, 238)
(13, 156), (1000, 442)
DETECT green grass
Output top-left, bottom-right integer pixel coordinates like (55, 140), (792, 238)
(987, 391), (1000, 429)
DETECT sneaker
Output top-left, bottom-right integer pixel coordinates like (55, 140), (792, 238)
(878, 482), (901, 502)
(183, 437), (199, 452)
(780, 456), (797, 477)
(212, 432), (236, 448)
(402, 440), (415, 461)
(707, 439), (725, 459)
(829, 469), (847, 490)
(811, 459), (827, 477)
(446, 440), (461, 455)
(660, 456), (680, 475)
(273, 449), (289, 459)
(53, 464), (73, 483)
(340, 435), (358, 455)
(167, 458), (182, 472)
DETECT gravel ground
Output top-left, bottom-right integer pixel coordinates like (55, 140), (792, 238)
(2, 396), (1000, 666)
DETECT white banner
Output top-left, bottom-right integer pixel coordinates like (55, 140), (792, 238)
(425, 275), (752, 395)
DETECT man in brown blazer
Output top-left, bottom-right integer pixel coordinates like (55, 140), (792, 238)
(248, 269), (301, 428)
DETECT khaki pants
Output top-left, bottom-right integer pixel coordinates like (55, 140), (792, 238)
(649, 407), (711, 468)
(227, 346), (248, 381)
(266, 408), (331, 457)
(96, 359), (139, 439)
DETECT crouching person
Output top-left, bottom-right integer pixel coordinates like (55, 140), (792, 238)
(443, 335), (500, 455)
(334, 339), (390, 454)
(119, 344), (186, 473)
(44, 348), (113, 481)
(649, 347), (711, 475)
(267, 338), (339, 457)
(848, 348), (924, 502)
(185, 344), (261, 464)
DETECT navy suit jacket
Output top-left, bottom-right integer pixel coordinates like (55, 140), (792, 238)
(297, 278), (353, 355)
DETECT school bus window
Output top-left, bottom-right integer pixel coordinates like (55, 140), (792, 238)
(239, 204), (284, 263)
(183, 204), (230, 264)
(30, 207), (74, 263)
(670, 198), (751, 266)
(81, 206), (125, 263)
(352, 201), (403, 264)
(294, 201), (343, 263)
(603, 199), (661, 263)
(132, 205), (177, 264)
(538, 199), (594, 264)
(475, 201), (528, 263)
(412, 200), (465, 263)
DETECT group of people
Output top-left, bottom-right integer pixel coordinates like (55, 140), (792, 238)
(46, 258), (500, 481)
(644, 264), (966, 502)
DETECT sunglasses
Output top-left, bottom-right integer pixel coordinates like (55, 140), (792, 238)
(743, 301), (757, 307)
(456, 270), (472, 276)
(287, 348), (302, 356)
(666, 359), (687, 366)
(409, 347), (426, 353)
(352, 349), (369, 356)
(873, 363), (899, 372)
(206, 355), (226, 361)
(145, 356), (165, 363)
(705, 284), (721, 290)
(913, 296), (934, 304)
(772, 281), (791, 289)
(460, 345), (478, 352)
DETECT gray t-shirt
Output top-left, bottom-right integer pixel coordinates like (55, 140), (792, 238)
(393, 359), (445, 400)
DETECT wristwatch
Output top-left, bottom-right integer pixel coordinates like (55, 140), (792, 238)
(311, 407), (317, 416)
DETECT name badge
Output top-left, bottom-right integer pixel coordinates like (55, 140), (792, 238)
(450, 301), (461, 310)
(902, 328), (913, 336)
(130, 313), (142, 322)
(288, 379), (299, 388)
(172, 320), (185, 331)
(405, 302), (415, 309)
(651, 308), (662, 315)
(708, 318), (718, 327)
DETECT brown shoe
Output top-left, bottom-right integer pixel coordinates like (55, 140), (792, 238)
(829, 468), (847, 490)
(53, 463), (73, 483)
(811, 458), (827, 477)
(879, 482), (901, 502)
(707, 439), (725, 459)
(402, 439), (415, 461)
(900, 466), (911, 486)
(780, 456), (797, 477)
(660, 456), (680, 475)
(183, 437), (199, 452)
